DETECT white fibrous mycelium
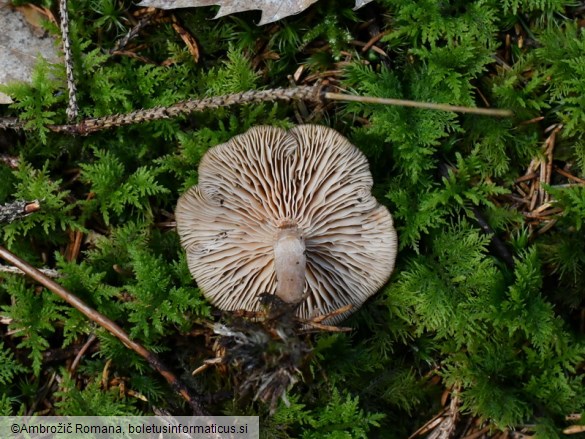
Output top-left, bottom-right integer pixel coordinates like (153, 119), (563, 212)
(176, 124), (397, 324)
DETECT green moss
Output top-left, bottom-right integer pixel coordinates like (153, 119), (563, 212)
(0, 0), (584, 435)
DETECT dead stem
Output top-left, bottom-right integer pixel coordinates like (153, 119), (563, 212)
(0, 86), (514, 136)
(0, 245), (207, 415)
(324, 92), (514, 117)
(59, 0), (78, 121)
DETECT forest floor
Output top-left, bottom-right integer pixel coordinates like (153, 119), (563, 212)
(0, 0), (584, 438)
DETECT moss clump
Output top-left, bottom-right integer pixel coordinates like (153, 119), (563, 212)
(0, 0), (584, 437)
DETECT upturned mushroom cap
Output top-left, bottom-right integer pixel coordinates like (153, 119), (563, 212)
(176, 125), (397, 324)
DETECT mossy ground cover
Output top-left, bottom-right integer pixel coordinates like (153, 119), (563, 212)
(0, 0), (584, 437)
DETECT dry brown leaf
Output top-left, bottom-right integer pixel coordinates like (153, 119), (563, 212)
(15, 4), (56, 31)
(136, 0), (374, 25)
(0, 0), (60, 104)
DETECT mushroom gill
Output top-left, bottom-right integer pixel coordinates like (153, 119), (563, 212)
(176, 124), (397, 324)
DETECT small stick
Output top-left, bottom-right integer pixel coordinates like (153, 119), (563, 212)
(0, 245), (207, 415)
(59, 0), (78, 121)
(536, 219), (557, 235)
(361, 30), (390, 53)
(543, 126), (560, 203)
(533, 201), (554, 214)
(555, 167), (585, 185)
(524, 157), (540, 178)
(461, 426), (491, 439)
(515, 173), (537, 183)
(309, 304), (353, 323)
(408, 408), (448, 438)
(110, 50), (153, 64)
(0, 200), (41, 224)
(519, 116), (544, 125)
(350, 40), (387, 57)
(300, 321), (352, 333)
(112, 12), (160, 53)
(515, 184), (528, 198)
(65, 229), (84, 262)
(69, 333), (97, 373)
(325, 92), (514, 117)
(539, 159), (547, 205)
(529, 182), (539, 212)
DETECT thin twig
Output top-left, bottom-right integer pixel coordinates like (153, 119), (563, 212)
(111, 12), (160, 53)
(555, 166), (585, 185)
(361, 30), (390, 53)
(0, 245), (207, 415)
(325, 92), (514, 117)
(59, 0), (78, 121)
(70, 333), (97, 373)
(462, 426), (491, 439)
(408, 408), (448, 439)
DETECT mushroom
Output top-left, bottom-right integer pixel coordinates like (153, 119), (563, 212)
(176, 125), (397, 324)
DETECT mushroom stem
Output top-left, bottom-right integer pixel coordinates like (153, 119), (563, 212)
(273, 223), (306, 304)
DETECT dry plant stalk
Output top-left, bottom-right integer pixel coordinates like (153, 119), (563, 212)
(0, 86), (513, 136)
(505, 123), (575, 237)
(58, 0), (78, 121)
(0, 244), (207, 415)
(324, 92), (514, 117)
(49, 86), (321, 135)
(111, 9), (165, 53)
(409, 387), (461, 439)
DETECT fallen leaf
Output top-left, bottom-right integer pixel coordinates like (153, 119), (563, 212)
(15, 3), (58, 32)
(0, 0), (60, 104)
(136, 0), (374, 25)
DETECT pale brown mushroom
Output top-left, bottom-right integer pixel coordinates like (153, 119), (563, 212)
(176, 125), (397, 324)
